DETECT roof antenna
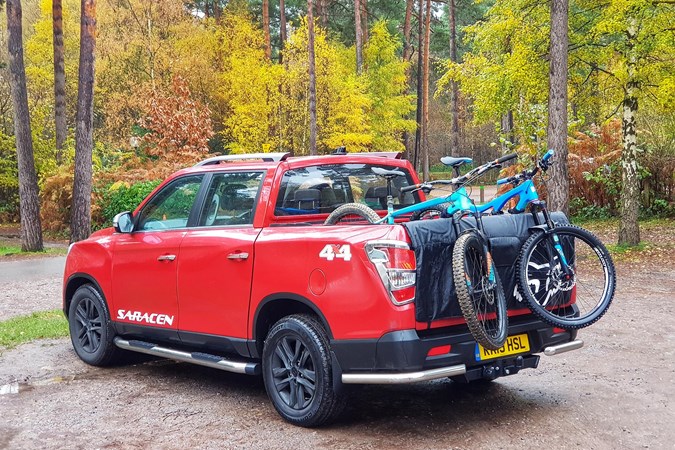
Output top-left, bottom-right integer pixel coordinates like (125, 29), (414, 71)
(332, 146), (347, 155)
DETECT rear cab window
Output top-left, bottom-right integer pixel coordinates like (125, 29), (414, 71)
(274, 163), (421, 217)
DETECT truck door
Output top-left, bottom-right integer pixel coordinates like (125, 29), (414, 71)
(177, 171), (264, 340)
(112, 174), (204, 331)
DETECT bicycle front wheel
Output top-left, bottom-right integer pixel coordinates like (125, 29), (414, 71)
(517, 225), (616, 329)
(452, 231), (509, 350)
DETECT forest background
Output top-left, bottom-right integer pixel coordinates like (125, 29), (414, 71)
(0, 0), (674, 249)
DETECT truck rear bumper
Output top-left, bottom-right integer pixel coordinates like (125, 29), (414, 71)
(332, 317), (579, 384)
(342, 364), (467, 384)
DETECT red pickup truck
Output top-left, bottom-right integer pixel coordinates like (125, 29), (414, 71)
(63, 151), (582, 427)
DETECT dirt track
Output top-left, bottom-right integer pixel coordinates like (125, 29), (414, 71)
(1, 225), (674, 449)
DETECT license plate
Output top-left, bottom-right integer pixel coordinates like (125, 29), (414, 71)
(475, 333), (530, 361)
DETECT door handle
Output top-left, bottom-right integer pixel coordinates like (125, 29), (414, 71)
(227, 252), (249, 260)
(157, 254), (176, 262)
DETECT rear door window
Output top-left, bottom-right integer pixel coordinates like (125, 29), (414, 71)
(197, 171), (264, 227)
(274, 164), (419, 216)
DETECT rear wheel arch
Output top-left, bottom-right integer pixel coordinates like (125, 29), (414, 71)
(252, 294), (332, 358)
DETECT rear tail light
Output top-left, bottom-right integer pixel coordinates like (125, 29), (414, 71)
(365, 240), (416, 305)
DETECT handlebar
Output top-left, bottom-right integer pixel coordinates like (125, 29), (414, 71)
(496, 149), (555, 186)
(400, 183), (426, 193)
(496, 152), (518, 164)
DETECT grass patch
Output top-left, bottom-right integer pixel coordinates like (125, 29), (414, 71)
(0, 309), (68, 349)
(0, 245), (67, 257)
(607, 241), (648, 254)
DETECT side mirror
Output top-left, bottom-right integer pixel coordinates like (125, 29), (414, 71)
(113, 211), (134, 233)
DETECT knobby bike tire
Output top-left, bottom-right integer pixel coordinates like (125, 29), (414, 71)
(516, 224), (616, 329)
(324, 203), (381, 225)
(452, 231), (509, 350)
(409, 203), (452, 221)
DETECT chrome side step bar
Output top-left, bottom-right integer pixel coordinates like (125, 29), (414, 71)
(544, 339), (584, 356)
(342, 364), (466, 385)
(114, 337), (260, 375)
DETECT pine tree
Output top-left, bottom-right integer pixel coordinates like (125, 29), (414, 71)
(308, 0), (318, 155)
(53, 0), (67, 164)
(6, 0), (44, 252)
(545, 0), (570, 215)
(70, 0), (96, 243)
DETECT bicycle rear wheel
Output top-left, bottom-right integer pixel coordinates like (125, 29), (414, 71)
(324, 203), (380, 225)
(409, 203), (451, 221)
(517, 225), (616, 329)
(452, 231), (509, 350)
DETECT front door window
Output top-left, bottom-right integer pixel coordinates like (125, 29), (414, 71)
(136, 175), (203, 231)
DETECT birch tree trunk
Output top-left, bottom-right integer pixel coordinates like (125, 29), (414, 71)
(618, 17), (641, 246)
(6, 0), (44, 252)
(53, 0), (67, 164)
(545, 0), (569, 215)
(71, 0), (96, 243)
(308, 0), (318, 155)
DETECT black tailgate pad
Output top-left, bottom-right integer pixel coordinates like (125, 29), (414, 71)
(403, 212), (569, 323)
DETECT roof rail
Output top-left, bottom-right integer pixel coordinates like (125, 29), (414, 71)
(194, 152), (290, 166)
(331, 151), (403, 159)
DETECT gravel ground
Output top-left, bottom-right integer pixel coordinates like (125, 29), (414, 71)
(0, 279), (63, 321)
(1, 223), (674, 449)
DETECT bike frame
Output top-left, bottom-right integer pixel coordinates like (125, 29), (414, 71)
(477, 179), (539, 214)
(376, 187), (475, 225)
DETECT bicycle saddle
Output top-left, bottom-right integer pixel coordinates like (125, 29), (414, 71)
(372, 167), (406, 179)
(440, 156), (472, 168)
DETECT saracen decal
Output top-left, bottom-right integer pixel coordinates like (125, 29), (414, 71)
(117, 309), (174, 326)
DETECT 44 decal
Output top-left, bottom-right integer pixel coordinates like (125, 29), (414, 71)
(319, 244), (352, 261)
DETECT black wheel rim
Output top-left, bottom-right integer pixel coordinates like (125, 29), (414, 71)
(74, 298), (103, 353)
(271, 335), (316, 411)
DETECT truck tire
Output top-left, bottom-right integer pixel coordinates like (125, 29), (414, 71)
(262, 314), (345, 427)
(68, 284), (125, 366)
(324, 203), (380, 225)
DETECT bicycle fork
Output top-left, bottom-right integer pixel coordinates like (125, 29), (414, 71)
(529, 201), (574, 278)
